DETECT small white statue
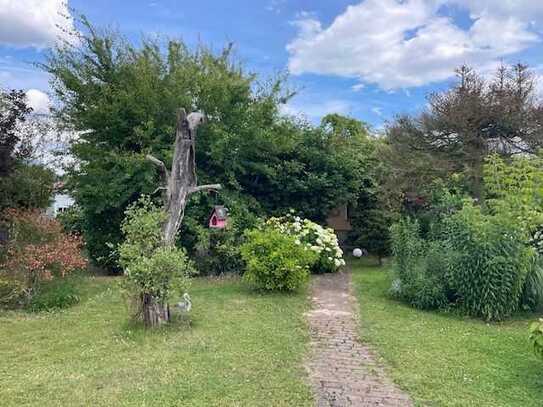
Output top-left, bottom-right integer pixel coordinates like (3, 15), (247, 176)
(175, 293), (192, 312)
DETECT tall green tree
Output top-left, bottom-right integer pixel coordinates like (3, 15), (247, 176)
(0, 89), (32, 176)
(0, 89), (54, 210)
(43, 18), (372, 269)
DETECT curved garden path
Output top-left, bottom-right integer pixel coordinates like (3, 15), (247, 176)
(305, 270), (412, 407)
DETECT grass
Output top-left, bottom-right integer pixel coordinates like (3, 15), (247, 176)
(0, 275), (313, 406)
(351, 259), (543, 407)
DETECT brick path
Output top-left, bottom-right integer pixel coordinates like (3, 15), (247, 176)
(305, 271), (412, 407)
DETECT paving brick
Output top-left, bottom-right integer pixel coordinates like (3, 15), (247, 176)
(305, 271), (412, 407)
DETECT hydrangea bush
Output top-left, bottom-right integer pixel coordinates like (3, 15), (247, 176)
(266, 213), (345, 273)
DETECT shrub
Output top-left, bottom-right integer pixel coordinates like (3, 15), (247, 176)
(390, 217), (424, 281)
(521, 260), (543, 311)
(529, 319), (543, 361)
(266, 213), (345, 273)
(392, 202), (538, 320)
(350, 207), (393, 265)
(390, 218), (449, 310)
(241, 226), (317, 291)
(28, 276), (80, 311)
(0, 163), (55, 210)
(118, 197), (194, 316)
(0, 209), (87, 305)
(530, 227), (543, 256)
(188, 216), (246, 276)
(444, 204), (536, 321)
(484, 155), (543, 310)
(410, 242), (450, 310)
(0, 276), (25, 308)
(57, 205), (85, 235)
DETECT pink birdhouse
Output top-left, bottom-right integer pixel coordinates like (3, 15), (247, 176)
(208, 205), (228, 229)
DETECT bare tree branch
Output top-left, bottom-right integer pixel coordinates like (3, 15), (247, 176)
(152, 186), (167, 195)
(146, 154), (169, 179)
(188, 184), (222, 194)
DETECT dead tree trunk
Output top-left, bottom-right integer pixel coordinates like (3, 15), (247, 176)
(143, 108), (221, 327)
(141, 293), (170, 327)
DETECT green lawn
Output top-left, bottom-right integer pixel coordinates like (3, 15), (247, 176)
(0, 275), (313, 406)
(352, 260), (543, 407)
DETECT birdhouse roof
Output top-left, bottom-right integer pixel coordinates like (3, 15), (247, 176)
(210, 205), (228, 220)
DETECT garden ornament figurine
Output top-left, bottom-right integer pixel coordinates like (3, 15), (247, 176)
(175, 293), (192, 312)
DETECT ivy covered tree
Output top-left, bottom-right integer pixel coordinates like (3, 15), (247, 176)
(43, 18), (373, 269)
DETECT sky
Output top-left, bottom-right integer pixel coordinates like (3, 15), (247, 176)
(1, 0), (543, 128)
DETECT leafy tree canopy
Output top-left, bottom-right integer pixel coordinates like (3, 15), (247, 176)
(0, 89), (33, 177)
(43, 17), (373, 268)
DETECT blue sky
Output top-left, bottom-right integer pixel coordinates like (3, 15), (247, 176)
(1, 0), (543, 128)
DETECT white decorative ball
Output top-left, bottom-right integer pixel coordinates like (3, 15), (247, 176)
(353, 248), (363, 258)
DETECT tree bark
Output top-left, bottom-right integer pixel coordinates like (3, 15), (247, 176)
(141, 293), (170, 328)
(147, 108), (222, 246)
(144, 108), (221, 327)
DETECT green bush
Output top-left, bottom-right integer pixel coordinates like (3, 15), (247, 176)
(28, 276), (80, 311)
(521, 261), (543, 311)
(0, 276), (25, 308)
(529, 319), (543, 361)
(410, 242), (450, 310)
(0, 163), (55, 210)
(390, 217), (424, 282)
(390, 219), (449, 310)
(485, 155), (543, 309)
(57, 205), (85, 235)
(350, 207), (393, 265)
(392, 202), (537, 320)
(188, 217), (247, 276)
(241, 226), (316, 291)
(118, 197), (194, 309)
(444, 204), (536, 321)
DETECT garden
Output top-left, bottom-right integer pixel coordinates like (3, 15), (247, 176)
(1, 15), (543, 407)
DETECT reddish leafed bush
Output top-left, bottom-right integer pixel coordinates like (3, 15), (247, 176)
(1, 209), (87, 297)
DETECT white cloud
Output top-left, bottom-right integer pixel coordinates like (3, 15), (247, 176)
(267, 0), (286, 14)
(0, 0), (76, 48)
(26, 89), (51, 114)
(371, 107), (383, 117)
(287, 0), (543, 90)
(280, 99), (351, 121)
(351, 83), (365, 92)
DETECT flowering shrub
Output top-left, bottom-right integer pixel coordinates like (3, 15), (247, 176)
(266, 213), (345, 273)
(0, 209), (87, 306)
(5, 236), (86, 284)
(241, 226), (316, 291)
